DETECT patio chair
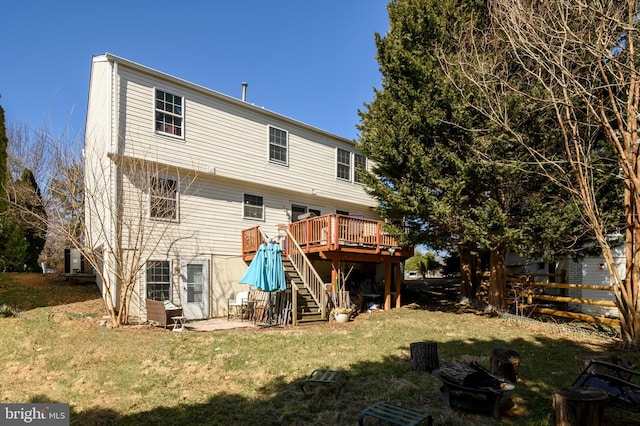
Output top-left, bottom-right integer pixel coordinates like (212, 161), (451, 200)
(228, 291), (249, 321)
(572, 359), (640, 408)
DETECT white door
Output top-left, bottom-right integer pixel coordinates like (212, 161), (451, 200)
(180, 260), (209, 319)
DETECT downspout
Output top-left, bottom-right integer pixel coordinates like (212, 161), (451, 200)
(111, 58), (120, 312)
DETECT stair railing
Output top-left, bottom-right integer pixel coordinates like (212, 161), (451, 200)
(284, 229), (327, 320)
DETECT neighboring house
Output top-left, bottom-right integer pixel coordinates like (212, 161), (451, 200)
(84, 53), (411, 323)
(506, 250), (619, 319)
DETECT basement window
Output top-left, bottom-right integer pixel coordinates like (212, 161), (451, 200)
(146, 260), (171, 301)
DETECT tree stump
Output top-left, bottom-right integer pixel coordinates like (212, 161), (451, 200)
(490, 347), (520, 383)
(410, 341), (439, 372)
(552, 387), (608, 426)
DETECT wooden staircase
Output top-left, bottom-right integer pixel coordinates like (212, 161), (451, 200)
(282, 257), (325, 324)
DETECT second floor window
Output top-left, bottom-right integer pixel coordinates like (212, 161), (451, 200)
(337, 148), (351, 180)
(155, 89), (183, 137)
(269, 126), (288, 165)
(243, 194), (264, 220)
(150, 176), (178, 220)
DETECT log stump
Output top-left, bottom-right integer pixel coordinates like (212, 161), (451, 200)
(552, 387), (608, 426)
(410, 341), (439, 372)
(490, 347), (520, 383)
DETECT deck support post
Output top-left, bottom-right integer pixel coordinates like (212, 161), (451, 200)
(330, 259), (339, 293)
(384, 262), (392, 310)
(394, 263), (402, 308)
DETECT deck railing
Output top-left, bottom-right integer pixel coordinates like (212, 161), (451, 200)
(288, 214), (401, 252)
(241, 225), (269, 256)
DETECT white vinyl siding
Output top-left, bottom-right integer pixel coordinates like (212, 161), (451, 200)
(107, 59), (373, 206)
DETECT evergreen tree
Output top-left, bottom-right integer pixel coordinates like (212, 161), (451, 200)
(14, 168), (47, 271)
(358, 0), (487, 298)
(0, 104), (8, 211)
(357, 0), (592, 309)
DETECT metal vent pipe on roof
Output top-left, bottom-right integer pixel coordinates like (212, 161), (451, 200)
(242, 82), (248, 102)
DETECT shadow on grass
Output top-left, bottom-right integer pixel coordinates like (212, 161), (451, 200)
(28, 335), (640, 425)
(19, 277), (640, 425)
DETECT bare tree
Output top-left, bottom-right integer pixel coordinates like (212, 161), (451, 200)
(7, 123), (73, 269)
(451, 1), (640, 342)
(7, 123), (52, 184)
(10, 131), (198, 327)
(82, 148), (197, 326)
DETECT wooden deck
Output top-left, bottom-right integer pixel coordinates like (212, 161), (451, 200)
(241, 215), (412, 314)
(241, 214), (412, 261)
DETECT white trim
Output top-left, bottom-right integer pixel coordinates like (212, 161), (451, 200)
(267, 125), (289, 166)
(145, 259), (174, 301)
(148, 174), (180, 222)
(242, 192), (265, 221)
(336, 147), (351, 182)
(180, 258), (210, 319)
(153, 87), (185, 141)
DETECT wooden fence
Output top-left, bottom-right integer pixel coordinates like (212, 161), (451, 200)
(509, 274), (620, 327)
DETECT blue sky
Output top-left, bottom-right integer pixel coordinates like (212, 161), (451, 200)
(1, 1), (390, 142)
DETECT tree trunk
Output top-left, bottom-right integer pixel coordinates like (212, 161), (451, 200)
(410, 341), (439, 372)
(552, 387), (608, 426)
(460, 246), (477, 299)
(621, 173), (640, 344)
(489, 247), (507, 310)
(490, 347), (520, 383)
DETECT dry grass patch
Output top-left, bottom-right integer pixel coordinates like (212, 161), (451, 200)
(1, 273), (639, 425)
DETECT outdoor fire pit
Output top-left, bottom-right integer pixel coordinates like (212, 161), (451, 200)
(432, 361), (515, 418)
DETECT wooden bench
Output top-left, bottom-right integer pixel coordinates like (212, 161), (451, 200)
(145, 299), (183, 329)
(358, 402), (432, 426)
(300, 369), (344, 396)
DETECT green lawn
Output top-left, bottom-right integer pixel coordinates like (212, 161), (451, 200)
(0, 273), (638, 425)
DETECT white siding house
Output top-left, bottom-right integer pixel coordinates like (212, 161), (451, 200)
(84, 53), (382, 321)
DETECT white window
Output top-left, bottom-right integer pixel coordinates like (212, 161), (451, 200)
(269, 126), (288, 165)
(337, 148), (351, 180)
(243, 194), (264, 220)
(337, 149), (367, 183)
(150, 176), (178, 220)
(155, 89), (183, 137)
(354, 153), (366, 183)
(146, 260), (171, 300)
